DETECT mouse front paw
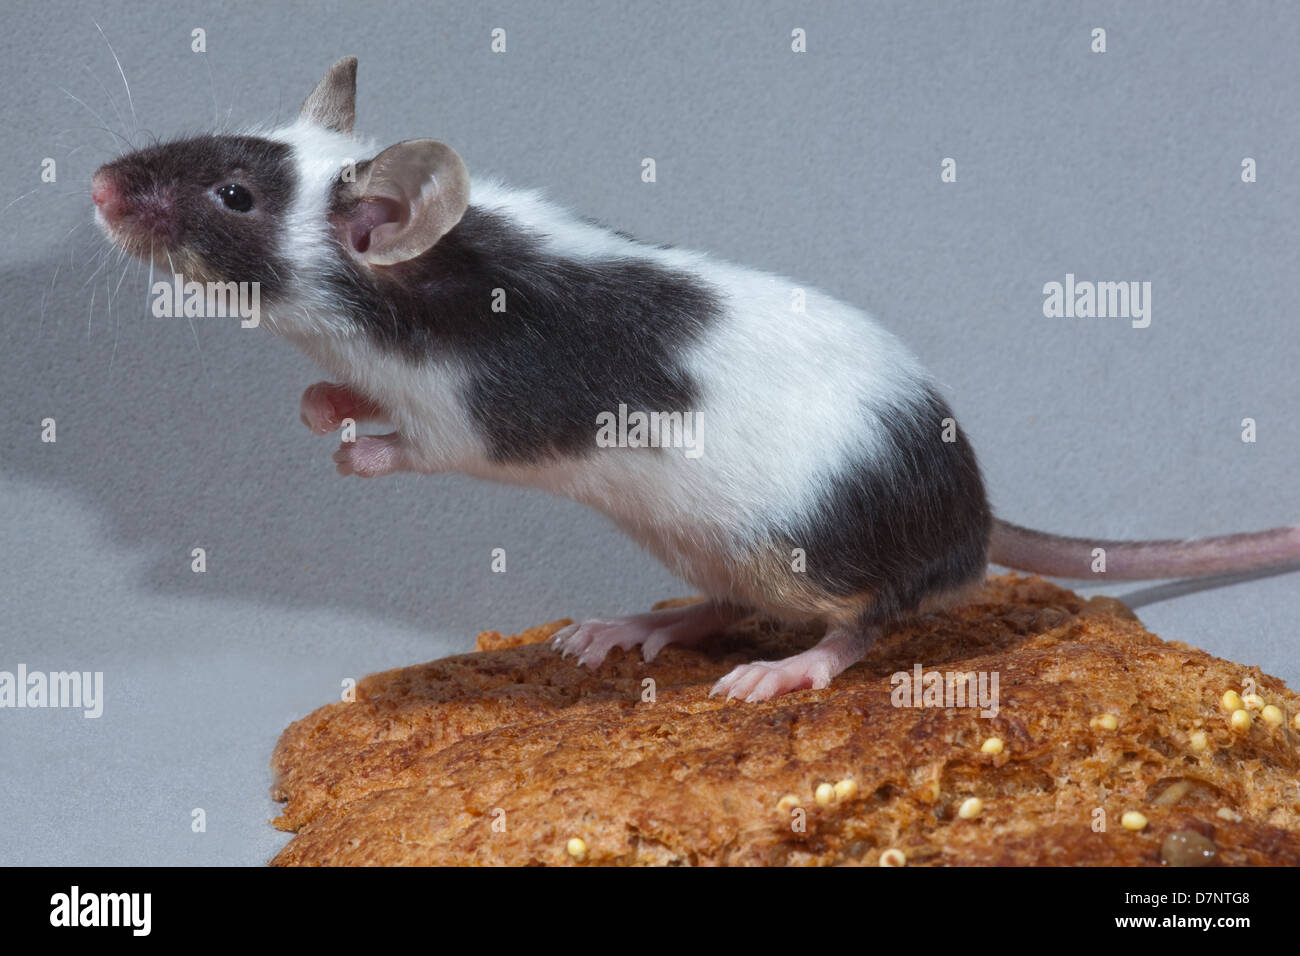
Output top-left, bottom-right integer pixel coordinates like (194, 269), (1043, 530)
(333, 433), (410, 478)
(301, 381), (387, 434)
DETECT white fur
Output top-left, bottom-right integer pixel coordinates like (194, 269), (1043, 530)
(260, 118), (934, 601)
(253, 118), (377, 338)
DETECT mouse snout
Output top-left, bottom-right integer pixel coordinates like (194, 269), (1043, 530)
(91, 164), (180, 250)
(91, 168), (123, 221)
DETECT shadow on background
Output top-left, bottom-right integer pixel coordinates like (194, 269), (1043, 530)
(3, 228), (672, 642)
(1115, 563), (1300, 611)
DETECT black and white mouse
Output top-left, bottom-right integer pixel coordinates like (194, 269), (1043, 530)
(90, 58), (1300, 701)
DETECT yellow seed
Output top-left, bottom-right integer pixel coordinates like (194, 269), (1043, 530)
(1293, 713), (1300, 732)
(566, 837), (587, 860)
(1121, 811), (1148, 831)
(1216, 807), (1242, 822)
(1260, 705), (1283, 726)
(879, 848), (907, 867)
(1229, 709), (1252, 732)
(834, 778), (858, 801)
(980, 736), (1004, 754)
(1242, 693), (1265, 711)
(958, 797), (984, 819)
(814, 782), (835, 806)
(1221, 690), (1244, 711)
(776, 794), (800, 814)
(1188, 731), (1208, 752)
(1091, 714), (1119, 731)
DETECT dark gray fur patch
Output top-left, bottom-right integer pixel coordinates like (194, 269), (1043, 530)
(777, 388), (992, 625)
(321, 203), (721, 464)
(98, 135), (295, 296)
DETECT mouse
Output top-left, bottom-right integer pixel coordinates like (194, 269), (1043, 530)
(90, 57), (1300, 702)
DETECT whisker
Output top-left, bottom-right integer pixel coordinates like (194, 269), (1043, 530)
(166, 249), (205, 372)
(81, 246), (111, 290)
(57, 87), (131, 147)
(146, 239), (155, 316)
(203, 53), (219, 129)
(57, 86), (108, 127)
(8, 190), (94, 203)
(108, 261), (131, 378)
(52, 124), (128, 144)
(95, 22), (138, 135)
(81, 62), (130, 146)
(0, 187), (43, 217)
(112, 248), (131, 299)
(40, 261), (62, 332)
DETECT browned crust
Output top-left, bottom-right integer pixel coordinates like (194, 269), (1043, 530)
(269, 574), (1300, 866)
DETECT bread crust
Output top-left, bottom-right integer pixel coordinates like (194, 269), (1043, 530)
(269, 575), (1300, 866)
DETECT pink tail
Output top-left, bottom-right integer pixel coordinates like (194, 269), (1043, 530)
(990, 520), (1300, 580)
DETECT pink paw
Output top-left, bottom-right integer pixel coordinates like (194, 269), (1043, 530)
(551, 602), (732, 668)
(710, 625), (875, 702)
(710, 650), (837, 702)
(333, 434), (404, 477)
(301, 382), (385, 435)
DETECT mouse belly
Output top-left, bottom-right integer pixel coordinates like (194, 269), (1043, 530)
(606, 516), (886, 624)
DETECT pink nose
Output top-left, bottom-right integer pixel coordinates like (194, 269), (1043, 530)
(91, 170), (120, 218)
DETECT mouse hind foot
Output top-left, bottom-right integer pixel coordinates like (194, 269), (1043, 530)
(551, 600), (748, 668)
(709, 623), (881, 703)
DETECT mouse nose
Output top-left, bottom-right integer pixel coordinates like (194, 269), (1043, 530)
(91, 169), (121, 219)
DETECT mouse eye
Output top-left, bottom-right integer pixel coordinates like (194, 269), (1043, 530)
(216, 183), (253, 213)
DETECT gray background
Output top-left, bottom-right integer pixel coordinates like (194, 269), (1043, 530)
(1, 0), (1296, 866)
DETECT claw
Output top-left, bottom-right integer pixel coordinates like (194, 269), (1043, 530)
(549, 602), (742, 670)
(709, 625), (877, 702)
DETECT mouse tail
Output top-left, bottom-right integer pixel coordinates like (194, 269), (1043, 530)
(989, 519), (1300, 580)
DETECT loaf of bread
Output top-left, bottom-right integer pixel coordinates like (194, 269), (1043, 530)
(269, 574), (1300, 865)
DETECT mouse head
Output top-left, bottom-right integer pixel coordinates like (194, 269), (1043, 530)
(91, 58), (471, 324)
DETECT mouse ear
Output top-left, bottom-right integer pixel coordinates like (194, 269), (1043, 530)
(340, 139), (470, 266)
(301, 56), (357, 133)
